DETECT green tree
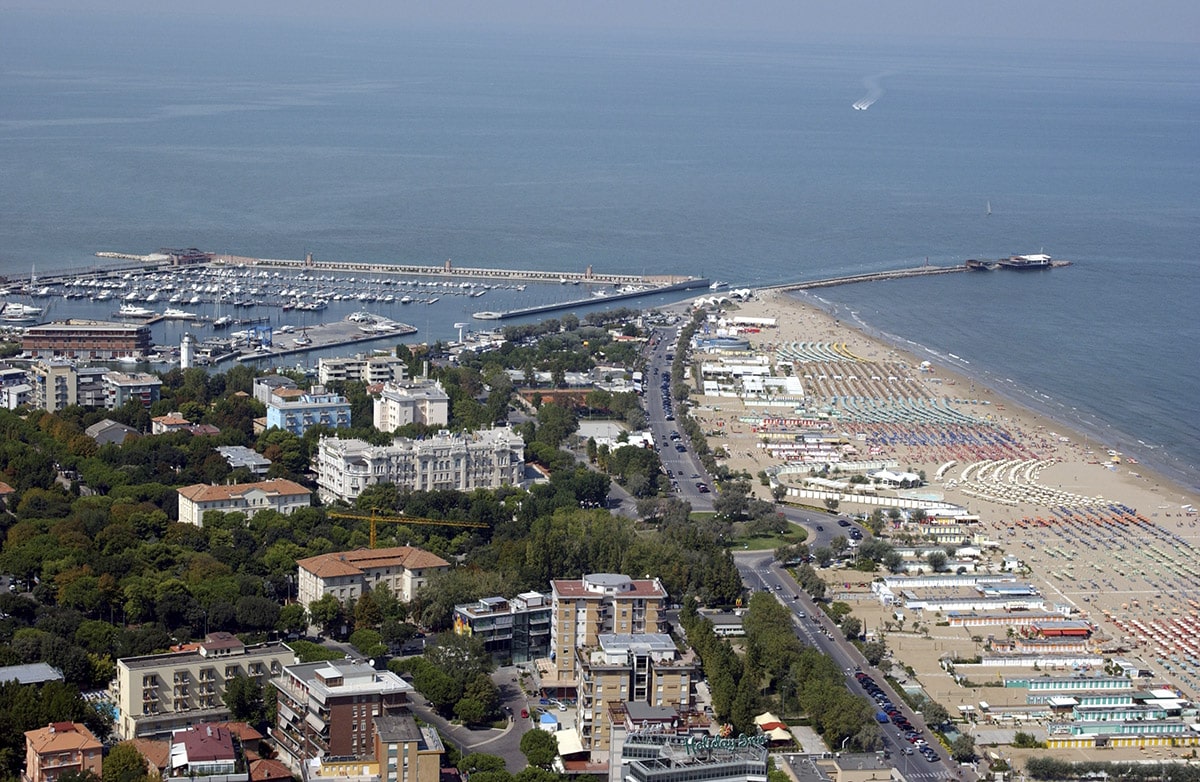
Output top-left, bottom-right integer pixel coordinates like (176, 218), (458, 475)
(454, 697), (487, 725)
(950, 733), (976, 762)
(926, 550), (948, 572)
(463, 672), (501, 721)
(308, 594), (344, 637)
(276, 603), (308, 636)
(235, 595), (281, 632)
(862, 638), (888, 667)
(840, 616), (863, 640)
(222, 673), (267, 725)
(921, 699), (950, 728)
(102, 742), (153, 782)
(519, 727), (559, 769)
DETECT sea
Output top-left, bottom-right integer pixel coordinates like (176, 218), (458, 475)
(1, 13), (1198, 491)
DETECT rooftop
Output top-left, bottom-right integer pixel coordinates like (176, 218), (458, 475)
(177, 479), (311, 504)
(297, 546), (450, 579)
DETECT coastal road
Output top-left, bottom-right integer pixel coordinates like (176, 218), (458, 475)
(734, 552), (962, 780)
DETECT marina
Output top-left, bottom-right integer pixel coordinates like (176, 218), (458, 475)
(0, 249), (1071, 367)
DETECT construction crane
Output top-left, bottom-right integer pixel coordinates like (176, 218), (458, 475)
(327, 509), (489, 548)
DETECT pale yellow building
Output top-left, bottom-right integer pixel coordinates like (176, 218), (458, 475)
(111, 633), (295, 740)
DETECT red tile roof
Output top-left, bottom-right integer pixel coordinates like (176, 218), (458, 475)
(177, 479), (310, 504)
(297, 546), (450, 579)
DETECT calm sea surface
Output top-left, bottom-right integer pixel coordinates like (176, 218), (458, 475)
(1, 14), (1197, 488)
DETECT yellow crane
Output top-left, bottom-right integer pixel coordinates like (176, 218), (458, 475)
(327, 509), (489, 548)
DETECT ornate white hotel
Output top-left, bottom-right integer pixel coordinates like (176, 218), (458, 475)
(315, 427), (526, 503)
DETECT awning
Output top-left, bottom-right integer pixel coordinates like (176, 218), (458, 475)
(555, 728), (585, 756)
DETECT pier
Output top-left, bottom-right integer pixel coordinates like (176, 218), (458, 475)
(471, 277), (710, 321)
(763, 264), (966, 292)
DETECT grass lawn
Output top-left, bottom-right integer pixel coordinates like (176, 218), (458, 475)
(729, 527), (808, 551)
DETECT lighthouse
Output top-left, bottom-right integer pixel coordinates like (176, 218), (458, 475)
(181, 333), (196, 369)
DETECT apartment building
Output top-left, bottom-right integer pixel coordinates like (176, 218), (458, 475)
(315, 427), (525, 503)
(22, 722), (102, 782)
(373, 714), (445, 782)
(103, 371), (163, 409)
(574, 634), (698, 753)
(296, 546), (450, 609)
(264, 385), (352, 436)
(272, 659), (412, 769)
(176, 479), (311, 527)
(111, 633), (295, 740)
(372, 380), (450, 431)
(28, 361), (107, 412)
(546, 574), (669, 688)
(452, 592), (552, 664)
(319, 354), (410, 386)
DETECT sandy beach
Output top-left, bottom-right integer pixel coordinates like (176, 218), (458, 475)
(682, 289), (1200, 757)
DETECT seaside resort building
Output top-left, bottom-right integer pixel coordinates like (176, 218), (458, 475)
(264, 385), (352, 436)
(315, 427), (525, 503)
(539, 574), (698, 757)
(452, 592), (552, 664)
(372, 379), (450, 431)
(272, 659), (443, 782)
(176, 479), (312, 527)
(111, 633), (295, 740)
(296, 546), (451, 609)
(22, 319), (152, 360)
(23, 722), (103, 782)
(318, 354), (410, 386)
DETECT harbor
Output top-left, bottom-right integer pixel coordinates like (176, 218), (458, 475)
(0, 249), (1071, 367)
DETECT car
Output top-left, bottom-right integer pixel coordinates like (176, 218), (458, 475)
(520, 708), (529, 718)
(902, 747), (913, 756)
(697, 484), (710, 493)
(837, 519), (851, 527)
(816, 524), (824, 532)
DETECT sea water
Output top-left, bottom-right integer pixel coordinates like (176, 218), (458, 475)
(1, 13), (1197, 487)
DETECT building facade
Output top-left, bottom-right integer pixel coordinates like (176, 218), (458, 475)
(22, 722), (103, 782)
(315, 427), (526, 503)
(373, 714), (444, 782)
(296, 546), (450, 608)
(372, 380), (450, 431)
(176, 479), (311, 527)
(547, 574), (669, 686)
(22, 319), (153, 360)
(166, 724), (245, 782)
(104, 371), (163, 408)
(319, 354), (410, 386)
(112, 633), (295, 740)
(265, 385), (352, 436)
(452, 592), (552, 664)
(575, 634), (698, 753)
(272, 660), (412, 768)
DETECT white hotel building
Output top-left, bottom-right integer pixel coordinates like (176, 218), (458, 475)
(315, 427), (526, 503)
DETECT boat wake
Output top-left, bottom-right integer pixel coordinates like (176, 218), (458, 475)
(851, 71), (893, 111)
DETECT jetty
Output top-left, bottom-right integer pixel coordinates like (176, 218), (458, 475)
(764, 264), (966, 292)
(471, 277), (709, 320)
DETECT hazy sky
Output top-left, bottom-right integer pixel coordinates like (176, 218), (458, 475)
(4, 0), (1200, 44)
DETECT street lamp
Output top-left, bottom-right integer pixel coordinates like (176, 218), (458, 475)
(842, 736), (850, 752)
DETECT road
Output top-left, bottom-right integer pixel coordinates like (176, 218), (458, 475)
(736, 552), (963, 781)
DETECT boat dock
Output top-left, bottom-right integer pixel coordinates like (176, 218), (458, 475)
(216, 316), (417, 365)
